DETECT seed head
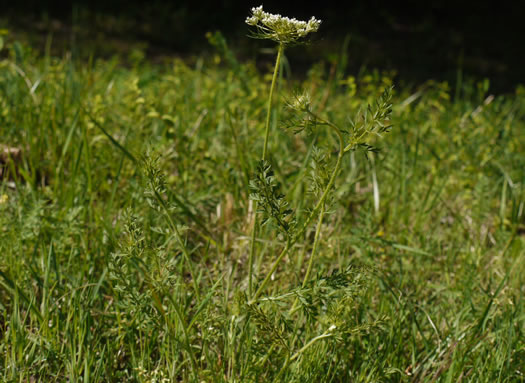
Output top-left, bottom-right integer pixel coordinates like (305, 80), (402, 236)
(246, 5), (321, 45)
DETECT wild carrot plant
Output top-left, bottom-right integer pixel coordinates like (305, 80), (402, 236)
(245, 5), (392, 303)
(246, 6), (321, 297)
(241, 6), (395, 377)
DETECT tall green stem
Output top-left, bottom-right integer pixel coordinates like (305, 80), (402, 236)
(248, 43), (284, 297)
(262, 43), (284, 161)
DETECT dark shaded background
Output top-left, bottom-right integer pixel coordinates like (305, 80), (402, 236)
(3, 0), (524, 93)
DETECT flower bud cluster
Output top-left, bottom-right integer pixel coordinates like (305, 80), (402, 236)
(246, 5), (321, 44)
(288, 92), (311, 111)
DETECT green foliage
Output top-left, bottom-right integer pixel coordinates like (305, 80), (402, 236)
(0, 16), (523, 382)
(250, 160), (296, 237)
(309, 146), (332, 201)
(344, 85), (394, 154)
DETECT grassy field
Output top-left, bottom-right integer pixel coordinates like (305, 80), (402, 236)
(0, 29), (524, 382)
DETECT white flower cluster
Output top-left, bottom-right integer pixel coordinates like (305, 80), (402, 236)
(246, 5), (321, 44)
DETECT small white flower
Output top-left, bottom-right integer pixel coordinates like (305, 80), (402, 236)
(246, 5), (321, 45)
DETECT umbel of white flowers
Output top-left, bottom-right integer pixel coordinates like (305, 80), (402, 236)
(246, 5), (321, 45)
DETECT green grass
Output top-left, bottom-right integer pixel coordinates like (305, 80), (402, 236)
(0, 36), (524, 382)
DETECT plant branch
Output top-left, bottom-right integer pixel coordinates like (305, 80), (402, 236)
(251, 111), (345, 303)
